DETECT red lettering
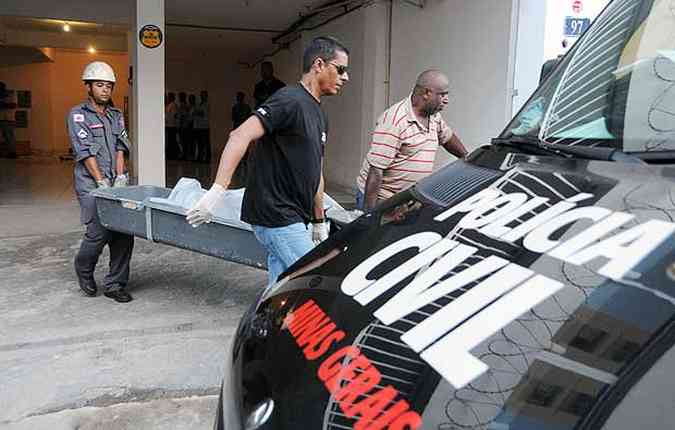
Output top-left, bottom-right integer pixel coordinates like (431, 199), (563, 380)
(286, 299), (316, 322)
(288, 304), (323, 336)
(361, 400), (410, 430)
(325, 354), (371, 393)
(387, 411), (422, 430)
(318, 346), (360, 383)
(345, 386), (398, 428)
(335, 365), (382, 409)
(304, 329), (345, 360)
(286, 301), (423, 429)
(298, 321), (335, 347)
(295, 316), (332, 346)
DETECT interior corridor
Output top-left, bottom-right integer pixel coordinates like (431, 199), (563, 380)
(0, 156), (356, 238)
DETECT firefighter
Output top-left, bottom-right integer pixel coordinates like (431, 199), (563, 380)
(67, 61), (134, 303)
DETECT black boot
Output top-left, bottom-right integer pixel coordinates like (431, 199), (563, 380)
(76, 272), (97, 297)
(104, 288), (133, 303)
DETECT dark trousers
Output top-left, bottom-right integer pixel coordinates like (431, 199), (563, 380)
(75, 213), (134, 292)
(195, 128), (211, 162)
(0, 121), (16, 155)
(166, 127), (178, 160)
(180, 127), (194, 160)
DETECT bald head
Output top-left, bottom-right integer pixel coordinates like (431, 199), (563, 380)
(411, 70), (450, 116)
(413, 70), (448, 95)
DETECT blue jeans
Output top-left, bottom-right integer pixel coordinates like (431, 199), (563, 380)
(252, 222), (314, 287)
(355, 188), (365, 210)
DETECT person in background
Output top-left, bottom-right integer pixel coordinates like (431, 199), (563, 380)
(355, 69), (468, 210)
(0, 81), (17, 159)
(231, 91), (252, 184)
(186, 94), (197, 161)
(165, 92), (179, 160)
(176, 92), (191, 160)
(540, 39), (570, 84)
(67, 61), (135, 303)
(187, 36), (350, 288)
(231, 91), (252, 129)
(253, 61), (286, 107)
(193, 90), (211, 163)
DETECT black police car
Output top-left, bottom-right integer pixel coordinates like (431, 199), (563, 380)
(215, 0), (675, 428)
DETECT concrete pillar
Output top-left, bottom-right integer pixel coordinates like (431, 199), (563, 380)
(130, 0), (165, 186)
(511, 0), (547, 114)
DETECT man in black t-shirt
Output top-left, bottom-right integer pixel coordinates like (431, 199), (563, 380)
(187, 37), (350, 287)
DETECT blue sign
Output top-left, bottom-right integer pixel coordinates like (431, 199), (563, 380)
(564, 16), (591, 36)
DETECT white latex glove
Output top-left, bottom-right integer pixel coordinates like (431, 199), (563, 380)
(113, 173), (128, 188)
(312, 221), (329, 245)
(96, 178), (112, 189)
(186, 183), (227, 227)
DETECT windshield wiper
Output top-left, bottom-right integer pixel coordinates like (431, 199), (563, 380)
(630, 150), (675, 165)
(491, 135), (646, 164)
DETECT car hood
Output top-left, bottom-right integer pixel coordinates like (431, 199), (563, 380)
(245, 147), (675, 430)
(281, 148), (675, 303)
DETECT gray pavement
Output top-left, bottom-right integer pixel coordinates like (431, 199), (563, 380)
(0, 156), (356, 429)
(0, 157), (272, 429)
(0, 229), (265, 429)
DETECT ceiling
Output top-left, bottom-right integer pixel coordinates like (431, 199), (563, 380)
(165, 0), (327, 30)
(0, 15), (277, 62)
(0, 0), (343, 64)
(1, 0), (331, 30)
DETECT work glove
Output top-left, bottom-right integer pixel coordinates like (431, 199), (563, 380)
(311, 221), (329, 245)
(113, 173), (129, 188)
(96, 178), (112, 189)
(186, 183), (227, 227)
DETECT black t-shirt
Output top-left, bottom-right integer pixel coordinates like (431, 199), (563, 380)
(241, 84), (328, 227)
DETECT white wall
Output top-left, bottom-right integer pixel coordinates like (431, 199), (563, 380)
(390, 0), (517, 169)
(544, 0), (610, 59)
(512, 0), (547, 114)
(261, 40), (303, 88)
(245, 0), (528, 191)
(304, 4), (389, 190)
(267, 3), (389, 191)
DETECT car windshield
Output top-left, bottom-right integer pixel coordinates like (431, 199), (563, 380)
(501, 0), (675, 153)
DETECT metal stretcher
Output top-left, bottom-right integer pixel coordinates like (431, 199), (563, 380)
(92, 186), (268, 269)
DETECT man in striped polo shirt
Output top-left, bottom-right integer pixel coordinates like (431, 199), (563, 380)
(356, 70), (467, 210)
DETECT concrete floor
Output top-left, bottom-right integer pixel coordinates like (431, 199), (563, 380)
(0, 156), (354, 429)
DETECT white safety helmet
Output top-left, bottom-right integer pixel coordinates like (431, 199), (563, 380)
(81, 61), (116, 83)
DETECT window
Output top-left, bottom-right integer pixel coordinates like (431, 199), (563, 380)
(569, 324), (608, 353)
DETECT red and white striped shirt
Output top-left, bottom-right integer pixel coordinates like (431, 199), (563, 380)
(356, 95), (453, 200)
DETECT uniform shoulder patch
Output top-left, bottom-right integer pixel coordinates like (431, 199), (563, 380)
(77, 129), (88, 139)
(73, 114), (85, 123)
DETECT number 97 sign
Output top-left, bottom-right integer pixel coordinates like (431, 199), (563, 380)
(564, 16), (591, 37)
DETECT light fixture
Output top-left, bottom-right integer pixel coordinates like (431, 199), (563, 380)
(63, 23), (71, 32)
(88, 46), (96, 54)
